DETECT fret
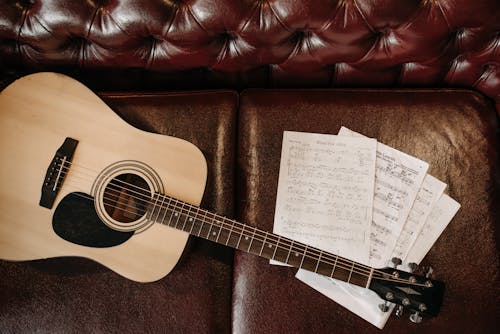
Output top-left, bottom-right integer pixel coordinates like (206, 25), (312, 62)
(172, 202), (184, 228)
(347, 261), (355, 283)
(188, 207), (200, 234)
(272, 237), (293, 263)
(365, 268), (375, 288)
(196, 209), (209, 237)
(153, 194), (165, 223)
(205, 210), (214, 239)
(330, 256), (338, 277)
(287, 244), (304, 268)
(213, 219), (230, 244)
(298, 245), (308, 269)
(198, 210), (210, 239)
(258, 232), (268, 256)
(246, 226), (256, 252)
(215, 214), (223, 242)
(182, 207), (196, 232)
(226, 221), (243, 248)
(147, 193), (160, 221)
(158, 195), (171, 226)
(259, 236), (276, 259)
(180, 205), (192, 231)
(249, 231), (266, 255)
(236, 223), (245, 248)
(314, 250), (323, 273)
(298, 246), (323, 272)
(206, 215), (222, 241)
(165, 197), (177, 227)
(181, 204), (192, 231)
(271, 235), (280, 260)
(285, 240), (296, 265)
(224, 217), (233, 245)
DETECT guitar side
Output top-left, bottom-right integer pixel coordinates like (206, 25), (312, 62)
(0, 73), (207, 282)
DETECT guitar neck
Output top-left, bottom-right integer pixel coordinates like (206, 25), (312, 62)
(147, 193), (374, 289)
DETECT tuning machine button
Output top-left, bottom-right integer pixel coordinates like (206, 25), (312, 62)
(391, 257), (402, 268)
(409, 312), (423, 323)
(408, 262), (418, 273)
(378, 292), (394, 313)
(425, 266), (434, 278)
(378, 303), (390, 313)
(395, 305), (404, 317)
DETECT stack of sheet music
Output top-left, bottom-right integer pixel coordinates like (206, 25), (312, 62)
(272, 127), (460, 329)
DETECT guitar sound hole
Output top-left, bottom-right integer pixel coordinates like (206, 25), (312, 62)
(103, 173), (151, 224)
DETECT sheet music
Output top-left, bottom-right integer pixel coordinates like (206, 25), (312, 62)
(273, 131), (377, 264)
(404, 194), (460, 266)
(391, 174), (446, 260)
(297, 192), (459, 329)
(295, 270), (393, 329)
(338, 127), (428, 267)
(272, 129), (459, 329)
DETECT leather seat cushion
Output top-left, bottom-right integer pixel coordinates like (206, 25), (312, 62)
(234, 89), (499, 333)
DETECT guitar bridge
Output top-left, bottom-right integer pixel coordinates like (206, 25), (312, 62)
(39, 137), (79, 209)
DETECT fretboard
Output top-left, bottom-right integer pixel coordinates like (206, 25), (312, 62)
(147, 193), (374, 288)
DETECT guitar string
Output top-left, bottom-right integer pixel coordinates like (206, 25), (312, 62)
(66, 180), (381, 281)
(53, 161), (425, 286)
(57, 163), (382, 278)
(69, 189), (426, 287)
(62, 181), (429, 286)
(51, 160), (424, 286)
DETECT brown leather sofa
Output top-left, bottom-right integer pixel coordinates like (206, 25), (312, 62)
(0, 1), (498, 333)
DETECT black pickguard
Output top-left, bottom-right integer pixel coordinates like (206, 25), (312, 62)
(53, 192), (133, 248)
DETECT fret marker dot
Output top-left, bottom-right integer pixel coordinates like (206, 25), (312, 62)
(212, 232), (216, 236)
(245, 236), (249, 240)
(295, 252), (299, 256)
(268, 243), (272, 248)
(174, 212), (178, 216)
(189, 218), (193, 221)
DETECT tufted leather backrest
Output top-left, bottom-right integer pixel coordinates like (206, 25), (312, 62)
(1, 0), (499, 111)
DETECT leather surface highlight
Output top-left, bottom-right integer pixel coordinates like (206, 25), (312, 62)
(0, 0), (498, 111)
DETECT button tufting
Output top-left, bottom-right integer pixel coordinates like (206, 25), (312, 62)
(89, 0), (110, 6)
(0, 0), (498, 106)
(72, 37), (90, 47)
(17, 0), (35, 8)
(221, 31), (237, 41)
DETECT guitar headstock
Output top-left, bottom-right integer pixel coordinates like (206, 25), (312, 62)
(368, 265), (445, 319)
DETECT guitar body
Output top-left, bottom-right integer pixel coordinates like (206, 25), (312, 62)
(0, 73), (207, 282)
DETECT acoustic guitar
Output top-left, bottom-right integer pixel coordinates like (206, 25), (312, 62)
(0, 73), (444, 321)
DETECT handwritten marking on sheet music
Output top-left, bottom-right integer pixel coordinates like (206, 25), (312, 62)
(273, 131), (377, 264)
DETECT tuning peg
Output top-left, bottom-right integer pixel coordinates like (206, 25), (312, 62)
(407, 262), (418, 273)
(378, 303), (390, 313)
(409, 311), (423, 323)
(425, 266), (433, 278)
(395, 305), (404, 317)
(391, 257), (402, 268)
